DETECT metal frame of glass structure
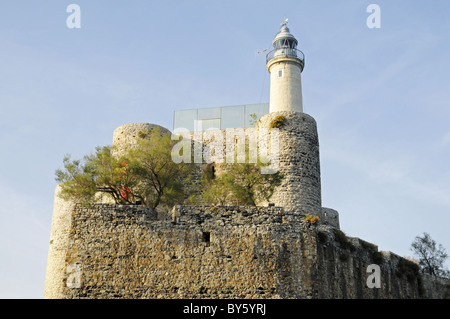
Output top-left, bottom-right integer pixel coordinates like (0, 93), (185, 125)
(173, 103), (269, 132)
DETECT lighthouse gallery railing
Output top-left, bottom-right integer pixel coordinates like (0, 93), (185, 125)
(266, 48), (305, 67)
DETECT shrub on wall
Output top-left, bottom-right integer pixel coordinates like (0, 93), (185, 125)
(317, 231), (328, 243)
(333, 229), (355, 251)
(305, 214), (319, 225)
(201, 159), (284, 207)
(372, 251), (384, 264)
(269, 115), (286, 129)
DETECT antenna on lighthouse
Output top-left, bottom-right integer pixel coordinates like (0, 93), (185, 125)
(255, 48), (268, 56)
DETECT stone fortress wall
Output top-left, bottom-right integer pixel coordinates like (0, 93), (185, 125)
(44, 203), (450, 299)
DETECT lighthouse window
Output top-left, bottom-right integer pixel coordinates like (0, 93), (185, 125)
(278, 70), (283, 78)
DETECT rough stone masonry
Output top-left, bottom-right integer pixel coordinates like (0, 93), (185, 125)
(44, 201), (450, 299)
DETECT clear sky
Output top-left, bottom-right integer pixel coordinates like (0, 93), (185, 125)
(0, 1), (449, 298)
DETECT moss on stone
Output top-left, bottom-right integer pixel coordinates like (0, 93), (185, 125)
(269, 115), (286, 129)
(372, 251), (384, 264)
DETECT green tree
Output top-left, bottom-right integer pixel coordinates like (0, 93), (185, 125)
(55, 146), (141, 205)
(126, 129), (194, 208)
(411, 232), (449, 278)
(55, 128), (194, 209)
(201, 160), (283, 206)
(199, 164), (232, 205)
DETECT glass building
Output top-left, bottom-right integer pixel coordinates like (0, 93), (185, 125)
(173, 103), (269, 132)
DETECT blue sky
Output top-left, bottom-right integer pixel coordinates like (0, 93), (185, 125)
(0, 1), (449, 298)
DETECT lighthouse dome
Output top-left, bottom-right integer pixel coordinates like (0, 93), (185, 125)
(272, 23), (298, 48)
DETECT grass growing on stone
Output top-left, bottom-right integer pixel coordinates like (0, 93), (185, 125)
(333, 229), (354, 251)
(397, 258), (420, 283)
(317, 231), (328, 243)
(305, 214), (319, 225)
(372, 251), (384, 264)
(339, 253), (350, 262)
(360, 239), (377, 251)
(269, 115), (286, 129)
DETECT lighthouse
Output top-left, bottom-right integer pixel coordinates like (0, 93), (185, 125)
(257, 20), (321, 216)
(266, 20), (305, 113)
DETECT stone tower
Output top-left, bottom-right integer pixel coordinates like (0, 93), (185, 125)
(258, 21), (322, 216)
(266, 19), (305, 113)
(112, 123), (171, 158)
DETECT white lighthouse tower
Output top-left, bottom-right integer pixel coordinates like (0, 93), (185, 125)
(258, 20), (321, 216)
(266, 19), (305, 113)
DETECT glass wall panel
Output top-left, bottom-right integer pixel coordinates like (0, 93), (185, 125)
(173, 103), (269, 131)
(173, 109), (197, 132)
(198, 107), (221, 120)
(244, 103), (269, 127)
(196, 118), (221, 131)
(221, 105), (245, 129)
